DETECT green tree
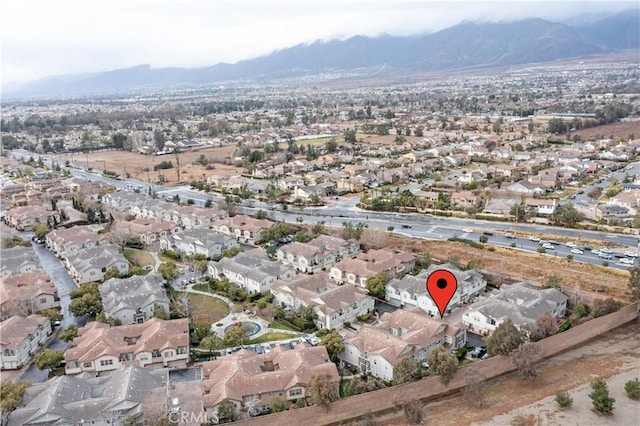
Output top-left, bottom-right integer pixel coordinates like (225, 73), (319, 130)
(366, 271), (390, 299)
(479, 234), (489, 244)
(509, 203), (528, 222)
(200, 335), (223, 354)
(34, 349), (64, 371)
(393, 357), (420, 384)
(426, 345), (458, 386)
(2, 236), (31, 248)
(307, 373), (338, 409)
(311, 221), (326, 236)
(342, 221), (365, 240)
(204, 198), (213, 208)
(69, 282), (103, 317)
(217, 400), (237, 423)
(320, 330), (344, 362)
(223, 326), (248, 347)
(59, 325), (78, 342)
(153, 304), (169, 320)
(298, 304), (318, 322)
(158, 261), (178, 281)
(483, 319), (526, 356)
(255, 209), (267, 220)
(555, 390), (573, 408)
(552, 204), (584, 227)
(271, 396), (287, 413)
(590, 298), (620, 318)
(0, 381), (31, 416)
(103, 266), (122, 281)
(33, 223), (50, 239)
(587, 186), (603, 201)
(589, 378), (615, 414)
(624, 378), (640, 399)
(545, 275), (562, 288)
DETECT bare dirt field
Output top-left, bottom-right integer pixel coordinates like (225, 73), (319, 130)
(381, 320), (640, 426)
(383, 235), (632, 302)
(567, 121), (640, 140)
(60, 146), (243, 186)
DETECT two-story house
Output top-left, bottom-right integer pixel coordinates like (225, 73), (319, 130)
(212, 215), (274, 244)
(0, 247), (41, 277)
(46, 226), (108, 258)
(65, 244), (129, 284)
(386, 263), (487, 317)
(329, 248), (416, 287)
(462, 281), (568, 335)
(4, 205), (60, 231)
(161, 228), (238, 258)
(100, 273), (170, 325)
(202, 345), (339, 419)
(208, 249), (295, 294)
(0, 314), (52, 370)
(64, 318), (190, 375)
(0, 272), (59, 320)
(339, 309), (466, 381)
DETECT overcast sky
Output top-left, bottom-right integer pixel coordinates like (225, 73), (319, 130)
(1, 0), (635, 85)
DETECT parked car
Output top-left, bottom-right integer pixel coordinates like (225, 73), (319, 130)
(470, 346), (486, 358)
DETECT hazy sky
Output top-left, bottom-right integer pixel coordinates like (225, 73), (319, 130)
(1, 0), (635, 85)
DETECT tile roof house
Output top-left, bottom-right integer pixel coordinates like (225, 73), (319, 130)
(4, 205), (60, 231)
(276, 235), (360, 274)
(46, 225), (108, 257)
(115, 218), (180, 246)
(271, 273), (375, 330)
(100, 273), (170, 325)
(65, 244), (129, 284)
(339, 309), (467, 381)
(212, 215), (274, 245)
(462, 281), (567, 335)
(171, 205), (228, 229)
(161, 228), (239, 258)
(7, 366), (163, 426)
(0, 314), (52, 370)
(0, 272), (59, 320)
(0, 246), (41, 277)
(201, 345), (339, 419)
(65, 318), (190, 375)
(386, 263), (487, 317)
(208, 249), (295, 294)
(329, 248), (416, 287)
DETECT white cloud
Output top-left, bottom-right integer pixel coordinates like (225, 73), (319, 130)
(1, 0), (635, 84)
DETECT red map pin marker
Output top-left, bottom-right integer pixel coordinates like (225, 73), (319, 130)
(426, 269), (458, 319)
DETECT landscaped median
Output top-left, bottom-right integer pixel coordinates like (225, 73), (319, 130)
(239, 303), (639, 426)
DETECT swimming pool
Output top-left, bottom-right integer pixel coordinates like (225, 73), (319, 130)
(224, 321), (261, 336)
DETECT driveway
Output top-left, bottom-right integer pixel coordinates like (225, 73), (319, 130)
(31, 242), (82, 328)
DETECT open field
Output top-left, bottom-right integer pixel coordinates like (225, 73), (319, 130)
(567, 120), (640, 140)
(384, 234), (632, 302)
(187, 293), (229, 324)
(59, 146), (243, 186)
(383, 321), (640, 426)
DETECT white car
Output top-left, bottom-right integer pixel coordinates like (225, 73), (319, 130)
(565, 242), (578, 248)
(570, 248), (583, 254)
(600, 248), (612, 254)
(462, 228), (473, 233)
(529, 236), (540, 242)
(542, 243), (555, 250)
(620, 258), (635, 265)
(591, 249), (601, 255)
(624, 251), (638, 258)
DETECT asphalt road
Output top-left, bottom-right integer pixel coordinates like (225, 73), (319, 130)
(10, 150), (640, 271)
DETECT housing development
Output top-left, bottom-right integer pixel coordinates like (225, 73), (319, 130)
(1, 14), (640, 426)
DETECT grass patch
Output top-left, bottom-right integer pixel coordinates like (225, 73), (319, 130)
(192, 283), (214, 293)
(269, 320), (296, 331)
(248, 332), (297, 345)
(185, 293), (230, 323)
(122, 248), (154, 267)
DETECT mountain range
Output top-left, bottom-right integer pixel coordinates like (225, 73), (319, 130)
(5, 9), (639, 98)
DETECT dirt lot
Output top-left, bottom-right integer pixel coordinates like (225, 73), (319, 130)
(381, 234), (632, 302)
(382, 320), (640, 426)
(60, 146), (243, 186)
(567, 120), (640, 140)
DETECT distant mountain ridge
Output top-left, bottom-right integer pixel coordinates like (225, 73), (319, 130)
(5, 9), (639, 98)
